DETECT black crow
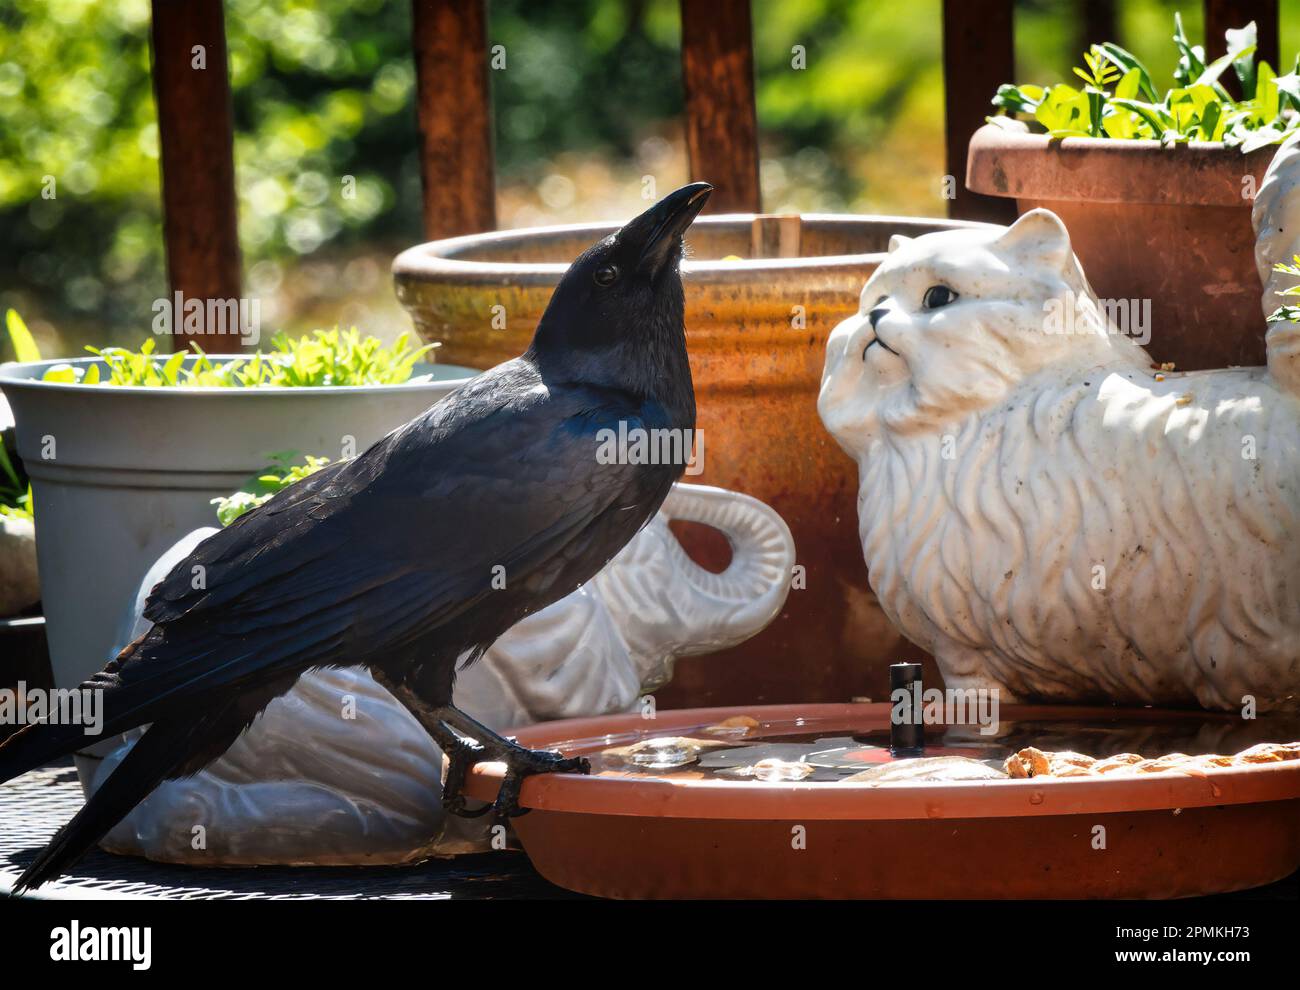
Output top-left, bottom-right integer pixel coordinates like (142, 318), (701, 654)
(0, 182), (712, 892)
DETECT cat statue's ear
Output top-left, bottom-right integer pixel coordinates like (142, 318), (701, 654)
(888, 234), (913, 253)
(996, 208), (1072, 268)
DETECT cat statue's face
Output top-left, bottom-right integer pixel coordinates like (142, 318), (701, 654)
(819, 209), (1140, 449)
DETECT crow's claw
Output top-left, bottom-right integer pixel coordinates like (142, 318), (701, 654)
(493, 772), (530, 818)
(421, 700), (592, 820)
(442, 793), (493, 818)
(439, 735), (588, 819)
(488, 747), (590, 819)
(439, 734), (487, 817)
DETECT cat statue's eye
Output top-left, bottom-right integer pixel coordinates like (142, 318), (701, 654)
(922, 285), (958, 310)
(594, 264), (620, 286)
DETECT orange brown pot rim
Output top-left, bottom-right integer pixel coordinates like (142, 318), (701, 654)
(391, 213), (997, 289)
(464, 702), (1300, 821)
(967, 121), (1276, 207)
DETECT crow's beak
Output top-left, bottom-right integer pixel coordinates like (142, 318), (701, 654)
(628, 182), (713, 277)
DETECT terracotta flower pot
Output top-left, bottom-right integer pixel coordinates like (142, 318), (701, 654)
(967, 122), (1275, 370)
(393, 214), (992, 707)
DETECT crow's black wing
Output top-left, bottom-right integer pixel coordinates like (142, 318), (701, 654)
(90, 364), (677, 728)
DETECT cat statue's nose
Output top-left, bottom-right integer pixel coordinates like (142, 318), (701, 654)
(869, 306), (888, 329)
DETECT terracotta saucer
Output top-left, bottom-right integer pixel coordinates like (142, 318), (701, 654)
(464, 703), (1300, 899)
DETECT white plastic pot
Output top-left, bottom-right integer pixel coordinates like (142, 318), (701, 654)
(0, 356), (477, 713)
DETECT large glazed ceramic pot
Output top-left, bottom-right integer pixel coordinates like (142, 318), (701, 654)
(967, 122), (1275, 370)
(393, 214), (993, 706)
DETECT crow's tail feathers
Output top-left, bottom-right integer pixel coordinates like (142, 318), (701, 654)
(9, 713), (215, 895)
(0, 631), (162, 792)
(0, 719), (95, 791)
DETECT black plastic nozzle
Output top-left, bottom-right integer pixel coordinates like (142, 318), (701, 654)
(889, 662), (925, 757)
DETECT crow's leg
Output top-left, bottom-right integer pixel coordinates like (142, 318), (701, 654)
(371, 670), (490, 816)
(374, 672), (588, 818)
(433, 726), (495, 819)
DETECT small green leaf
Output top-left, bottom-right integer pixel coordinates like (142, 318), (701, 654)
(1172, 12), (1207, 87)
(1035, 84), (1088, 133)
(1195, 44), (1254, 94)
(1258, 60), (1280, 122)
(1274, 71), (1300, 112)
(4, 310), (43, 363)
(41, 364), (78, 383)
(1112, 99), (1170, 138)
(1101, 107), (1138, 139)
(161, 350), (187, 385)
(1114, 68), (1140, 101)
(1226, 22), (1259, 97)
(1098, 43), (1159, 102)
(1200, 100), (1223, 141)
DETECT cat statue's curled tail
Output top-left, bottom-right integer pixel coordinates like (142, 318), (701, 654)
(818, 136), (1300, 711)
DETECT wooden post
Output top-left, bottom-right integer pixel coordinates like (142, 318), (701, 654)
(943, 0), (1018, 224)
(1078, 0), (1118, 53)
(1205, 0), (1279, 71)
(411, 0), (496, 240)
(150, 0), (242, 350)
(680, 0), (761, 214)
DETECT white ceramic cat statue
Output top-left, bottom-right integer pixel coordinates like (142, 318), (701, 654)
(818, 136), (1300, 712)
(92, 482), (794, 864)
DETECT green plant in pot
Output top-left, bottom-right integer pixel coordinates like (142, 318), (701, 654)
(968, 15), (1296, 371)
(0, 316), (476, 734)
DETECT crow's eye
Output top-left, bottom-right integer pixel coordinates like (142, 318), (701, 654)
(922, 285), (958, 310)
(593, 264), (620, 287)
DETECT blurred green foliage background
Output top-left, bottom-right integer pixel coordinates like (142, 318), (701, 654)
(3, 0), (1299, 355)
